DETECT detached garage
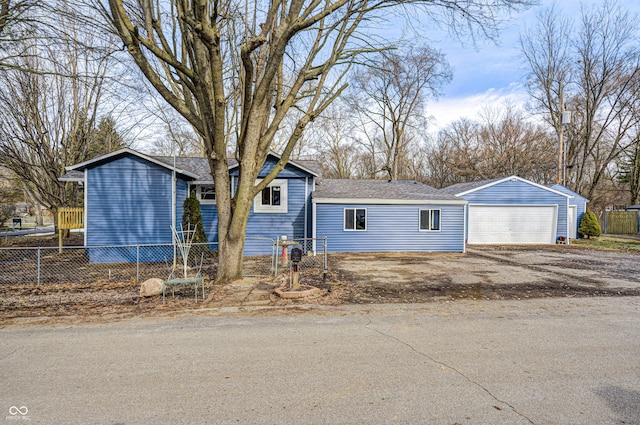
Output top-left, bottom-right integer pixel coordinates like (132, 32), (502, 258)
(442, 176), (571, 245)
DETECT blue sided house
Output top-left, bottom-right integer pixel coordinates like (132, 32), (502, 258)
(549, 184), (589, 239)
(62, 148), (318, 262)
(62, 149), (590, 263)
(312, 179), (466, 253)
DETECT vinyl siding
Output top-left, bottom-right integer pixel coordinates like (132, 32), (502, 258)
(85, 153), (315, 259)
(86, 156), (174, 263)
(188, 175), (312, 255)
(176, 179), (188, 231)
(315, 203), (465, 252)
(244, 176), (309, 255)
(550, 184), (588, 238)
(87, 156), (173, 246)
(229, 155), (315, 179)
(460, 180), (569, 241)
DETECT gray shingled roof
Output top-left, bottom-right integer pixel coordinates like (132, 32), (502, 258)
(314, 179), (462, 201)
(439, 177), (503, 195)
(151, 156), (322, 181)
(63, 153), (322, 183)
(59, 170), (85, 181)
(153, 156), (215, 181)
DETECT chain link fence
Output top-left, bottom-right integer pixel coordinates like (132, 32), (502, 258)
(273, 237), (328, 280)
(0, 243), (214, 285)
(0, 237), (326, 285)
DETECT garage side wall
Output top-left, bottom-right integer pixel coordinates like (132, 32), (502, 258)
(460, 180), (568, 242)
(315, 203), (465, 252)
(550, 184), (588, 238)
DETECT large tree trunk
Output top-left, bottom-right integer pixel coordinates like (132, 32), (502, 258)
(216, 232), (246, 283)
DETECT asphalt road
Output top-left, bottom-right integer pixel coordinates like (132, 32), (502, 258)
(2, 297), (639, 425)
(0, 226), (55, 238)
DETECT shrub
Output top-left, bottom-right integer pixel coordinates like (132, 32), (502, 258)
(578, 210), (601, 239)
(182, 191), (208, 264)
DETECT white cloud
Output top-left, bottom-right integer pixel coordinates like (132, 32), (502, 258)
(427, 83), (530, 132)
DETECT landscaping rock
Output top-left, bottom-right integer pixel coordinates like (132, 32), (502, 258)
(140, 278), (164, 297)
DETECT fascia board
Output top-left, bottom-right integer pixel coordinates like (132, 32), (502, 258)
(66, 148), (199, 179)
(313, 197), (467, 206)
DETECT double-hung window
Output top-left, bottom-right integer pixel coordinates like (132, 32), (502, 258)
(419, 209), (441, 231)
(254, 179), (288, 213)
(191, 184), (216, 204)
(344, 208), (367, 231)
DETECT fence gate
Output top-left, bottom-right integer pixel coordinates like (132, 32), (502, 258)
(273, 237), (328, 280)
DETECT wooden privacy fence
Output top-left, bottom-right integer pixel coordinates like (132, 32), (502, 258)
(595, 211), (639, 235)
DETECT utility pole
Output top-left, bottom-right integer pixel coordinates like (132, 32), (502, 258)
(557, 93), (565, 185)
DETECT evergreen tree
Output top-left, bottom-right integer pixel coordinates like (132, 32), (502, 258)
(182, 191), (208, 242)
(578, 210), (601, 239)
(182, 191), (208, 264)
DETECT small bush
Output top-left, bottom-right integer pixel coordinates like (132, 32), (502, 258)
(578, 210), (601, 239)
(182, 191), (209, 264)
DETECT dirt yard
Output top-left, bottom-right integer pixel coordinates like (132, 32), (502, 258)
(328, 246), (640, 304)
(1, 243), (640, 325)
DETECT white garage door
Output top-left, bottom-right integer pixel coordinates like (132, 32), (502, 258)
(468, 205), (557, 244)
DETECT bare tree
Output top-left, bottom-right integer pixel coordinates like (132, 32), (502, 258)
(477, 104), (556, 183)
(617, 129), (640, 205)
(0, 9), (125, 228)
(96, 0), (534, 283)
(0, 0), (35, 37)
(426, 118), (482, 187)
(426, 105), (556, 187)
(150, 128), (204, 157)
(309, 103), (359, 179)
(0, 166), (21, 226)
(347, 46), (451, 180)
(521, 1), (640, 203)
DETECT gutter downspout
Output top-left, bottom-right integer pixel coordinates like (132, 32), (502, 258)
(462, 202), (467, 253)
(312, 200), (317, 255)
(84, 169), (88, 247)
(304, 177), (308, 239)
(172, 152), (177, 270)
(566, 198), (570, 245)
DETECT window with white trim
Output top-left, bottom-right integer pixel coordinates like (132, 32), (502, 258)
(190, 184), (216, 204)
(344, 208), (367, 231)
(419, 209), (441, 231)
(254, 179), (288, 213)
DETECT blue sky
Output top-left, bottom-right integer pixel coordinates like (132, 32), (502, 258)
(425, 0), (640, 131)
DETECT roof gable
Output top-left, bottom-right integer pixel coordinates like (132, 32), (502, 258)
(439, 177), (503, 196)
(227, 151), (320, 177)
(65, 148), (199, 179)
(65, 148), (320, 183)
(549, 184), (590, 203)
(444, 176), (570, 198)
